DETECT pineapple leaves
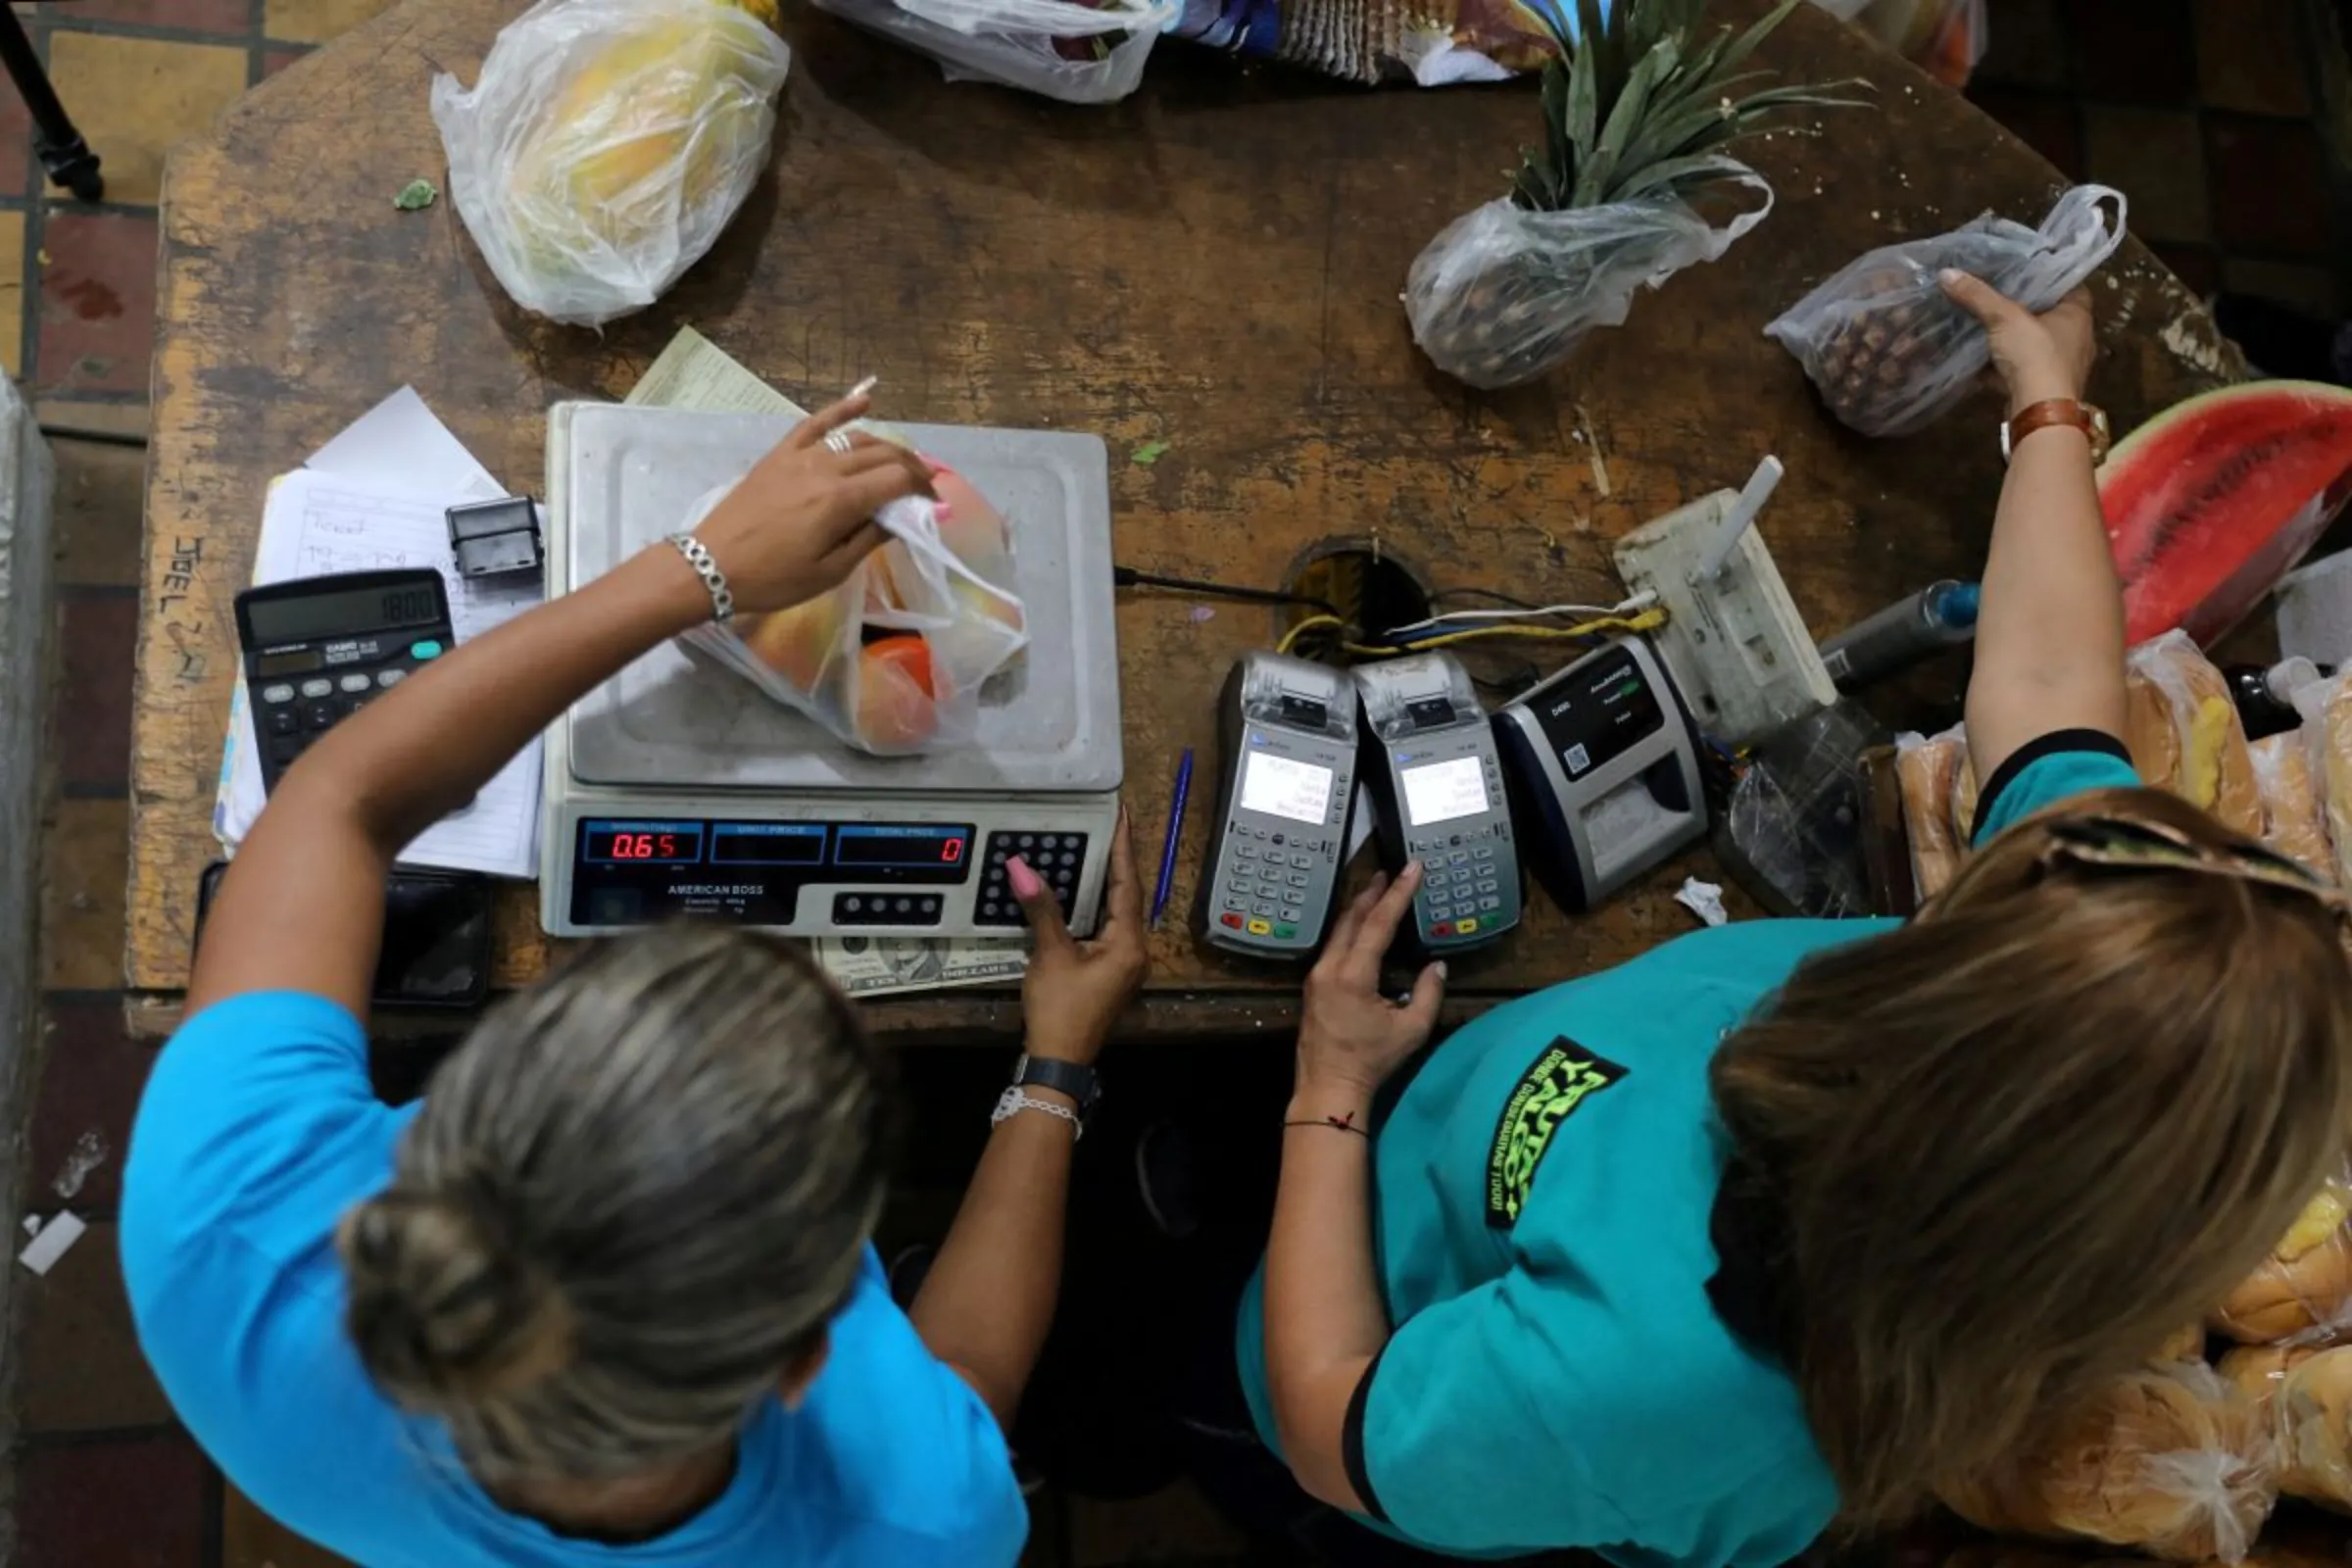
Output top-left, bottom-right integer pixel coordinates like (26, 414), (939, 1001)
(1507, 0), (1872, 214)
(1576, 37), (1674, 207)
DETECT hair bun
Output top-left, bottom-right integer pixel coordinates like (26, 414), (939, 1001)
(339, 1186), (576, 1406)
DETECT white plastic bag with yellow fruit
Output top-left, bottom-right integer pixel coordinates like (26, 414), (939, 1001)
(430, 0), (792, 327)
(686, 461), (1028, 756)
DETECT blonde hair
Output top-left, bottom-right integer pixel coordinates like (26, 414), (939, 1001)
(337, 925), (890, 1485)
(1713, 787), (2352, 1532)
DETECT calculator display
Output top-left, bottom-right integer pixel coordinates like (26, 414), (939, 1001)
(245, 582), (446, 646)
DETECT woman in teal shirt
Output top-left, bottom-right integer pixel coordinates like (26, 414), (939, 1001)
(1233, 273), (2352, 1562)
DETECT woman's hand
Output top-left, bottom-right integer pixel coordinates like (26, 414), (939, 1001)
(1939, 270), (2096, 415)
(1008, 809), (1148, 1066)
(1294, 865), (1446, 1114)
(693, 392), (934, 615)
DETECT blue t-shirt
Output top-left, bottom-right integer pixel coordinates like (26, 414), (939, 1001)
(121, 991), (1028, 1568)
(1234, 740), (2140, 1565)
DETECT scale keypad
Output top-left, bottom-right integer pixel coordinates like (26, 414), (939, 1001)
(256, 644), (439, 790)
(1213, 825), (1336, 942)
(974, 831), (1089, 927)
(1407, 822), (1515, 941)
(832, 892), (946, 927)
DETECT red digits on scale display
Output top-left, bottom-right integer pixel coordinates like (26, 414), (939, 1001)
(942, 837), (964, 864)
(609, 833), (677, 859)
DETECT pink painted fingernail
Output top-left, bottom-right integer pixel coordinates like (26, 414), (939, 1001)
(1007, 857), (1045, 900)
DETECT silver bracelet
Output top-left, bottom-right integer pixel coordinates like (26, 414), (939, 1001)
(992, 1086), (1082, 1140)
(667, 532), (734, 624)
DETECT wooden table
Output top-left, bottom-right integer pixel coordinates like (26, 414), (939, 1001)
(126, 0), (2242, 1040)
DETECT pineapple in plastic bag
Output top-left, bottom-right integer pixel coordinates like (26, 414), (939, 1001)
(432, 0), (793, 327)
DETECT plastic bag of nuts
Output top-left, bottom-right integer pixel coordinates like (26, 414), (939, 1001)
(1764, 184), (2126, 438)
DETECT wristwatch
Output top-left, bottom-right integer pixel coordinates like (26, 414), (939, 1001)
(2001, 398), (2110, 465)
(1010, 1054), (1102, 1127)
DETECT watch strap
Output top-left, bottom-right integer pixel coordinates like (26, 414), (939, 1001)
(2004, 398), (2109, 464)
(1014, 1054), (1100, 1115)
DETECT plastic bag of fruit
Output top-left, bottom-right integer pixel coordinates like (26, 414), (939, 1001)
(684, 457), (1028, 755)
(1405, 158), (1776, 391)
(1764, 184), (2127, 438)
(809, 0), (1177, 104)
(430, 0), (791, 327)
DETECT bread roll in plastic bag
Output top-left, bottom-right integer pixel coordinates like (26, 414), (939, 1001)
(2223, 1343), (2352, 1511)
(1937, 1361), (2276, 1563)
(1895, 727), (1966, 900)
(430, 0), (791, 327)
(684, 458), (1027, 756)
(2293, 673), (2352, 888)
(2125, 631), (2264, 839)
(2213, 1174), (2352, 1345)
(1764, 186), (2126, 437)
(1406, 160), (1775, 391)
(808, 0), (1176, 104)
(2251, 731), (2333, 878)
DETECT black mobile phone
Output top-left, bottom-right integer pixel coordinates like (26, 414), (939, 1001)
(194, 861), (494, 1010)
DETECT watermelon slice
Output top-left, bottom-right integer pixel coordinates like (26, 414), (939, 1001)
(2102, 380), (2352, 647)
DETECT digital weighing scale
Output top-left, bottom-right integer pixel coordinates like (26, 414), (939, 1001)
(539, 404), (1123, 940)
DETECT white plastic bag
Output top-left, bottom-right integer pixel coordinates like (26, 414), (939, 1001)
(1765, 184), (2127, 437)
(1405, 159), (1774, 390)
(810, 0), (1176, 104)
(430, 0), (792, 328)
(686, 457), (1029, 755)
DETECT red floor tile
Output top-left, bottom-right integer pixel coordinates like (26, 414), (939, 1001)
(1967, 83), (2084, 178)
(28, 996), (152, 1214)
(44, 0), (251, 30)
(2064, 0), (2197, 102)
(49, 594), (136, 789)
(36, 210), (158, 396)
(17, 1432), (211, 1568)
(263, 45), (309, 75)
(2205, 113), (2336, 259)
(20, 1218), (175, 1434)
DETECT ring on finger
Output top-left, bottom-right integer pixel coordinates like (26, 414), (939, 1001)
(823, 430), (856, 456)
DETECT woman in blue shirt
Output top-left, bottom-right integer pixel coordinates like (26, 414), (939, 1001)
(1226, 273), (2352, 1563)
(121, 393), (1148, 1567)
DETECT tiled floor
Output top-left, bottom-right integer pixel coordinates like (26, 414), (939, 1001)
(5, 0), (2347, 1564)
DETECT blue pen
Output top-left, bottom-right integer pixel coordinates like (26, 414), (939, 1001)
(1151, 748), (1194, 929)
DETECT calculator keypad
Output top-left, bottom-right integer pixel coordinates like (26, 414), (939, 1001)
(253, 640), (442, 791)
(974, 831), (1089, 927)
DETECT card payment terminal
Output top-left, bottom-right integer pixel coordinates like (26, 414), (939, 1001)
(1200, 653), (1358, 958)
(1354, 653), (1521, 951)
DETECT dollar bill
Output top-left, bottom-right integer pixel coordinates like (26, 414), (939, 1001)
(815, 934), (1029, 998)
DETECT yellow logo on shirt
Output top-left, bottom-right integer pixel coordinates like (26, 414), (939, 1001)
(1485, 1039), (1626, 1228)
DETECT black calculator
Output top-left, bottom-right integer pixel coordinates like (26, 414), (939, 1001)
(235, 568), (454, 793)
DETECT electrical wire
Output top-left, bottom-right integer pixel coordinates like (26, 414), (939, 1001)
(1277, 613), (1348, 656)
(1345, 609), (1668, 658)
(1113, 565), (1341, 617)
(1382, 591), (1657, 640)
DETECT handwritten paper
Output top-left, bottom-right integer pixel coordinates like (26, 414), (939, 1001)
(215, 460), (544, 877)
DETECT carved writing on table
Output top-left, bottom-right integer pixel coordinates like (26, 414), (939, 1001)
(158, 535), (207, 684)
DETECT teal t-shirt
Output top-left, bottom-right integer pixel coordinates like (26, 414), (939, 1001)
(1234, 739), (2139, 1565)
